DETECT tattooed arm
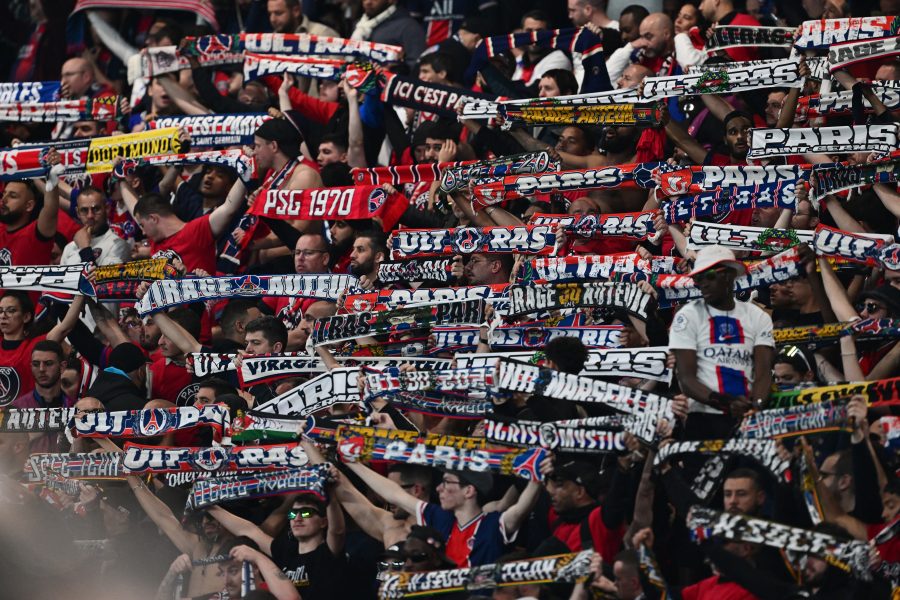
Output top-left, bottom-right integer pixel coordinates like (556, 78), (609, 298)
(229, 545), (301, 600)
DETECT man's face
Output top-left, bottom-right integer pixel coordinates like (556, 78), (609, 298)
(362, 0), (392, 18)
(401, 538), (440, 572)
(802, 555), (828, 586)
(617, 64), (650, 90)
(239, 82), (268, 105)
(464, 254), (499, 285)
(72, 120), (101, 138)
(135, 214), (161, 242)
(318, 80), (340, 103)
(76, 191), (107, 234)
(0, 296), (29, 337)
(638, 21), (670, 58)
(723, 477), (764, 515)
(698, 0), (717, 21)
(148, 77), (173, 112)
(819, 454), (842, 495)
(765, 92), (786, 127)
(317, 142), (347, 167)
(194, 386), (217, 407)
(268, 0), (299, 32)
(200, 167), (233, 199)
(60, 58), (92, 97)
(882, 492), (900, 523)
(545, 478), (582, 513)
(674, 4), (699, 34)
(245, 331), (277, 354)
(329, 221), (354, 246)
(418, 64), (444, 84)
(252, 136), (277, 172)
(458, 29), (481, 50)
(294, 235), (330, 273)
(61, 368), (80, 400)
(538, 76), (561, 98)
(289, 502), (327, 539)
(221, 560), (244, 599)
(567, 0), (590, 27)
(158, 333), (182, 359)
(556, 127), (591, 155)
(751, 205), (780, 227)
(437, 473), (469, 510)
(296, 302), (336, 349)
(773, 362), (803, 387)
(0, 182), (34, 225)
(423, 137), (446, 163)
(875, 64), (900, 82)
(350, 238), (379, 277)
(599, 126), (639, 155)
(618, 14), (640, 43)
(822, 0), (848, 17)
(612, 561), (640, 600)
(791, 198), (816, 230)
(386, 471), (414, 519)
(724, 117), (752, 158)
(31, 350), (62, 389)
(859, 298), (888, 320)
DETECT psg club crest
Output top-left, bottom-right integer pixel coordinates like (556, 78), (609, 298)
(191, 446), (228, 471)
(235, 275), (265, 295)
(0, 367), (21, 407)
(138, 408), (173, 436)
(454, 227), (481, 254)
(368, 187), (387, 214)
(573, 214), (598, 238)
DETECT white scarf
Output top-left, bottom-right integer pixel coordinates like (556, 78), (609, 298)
(351, 5), (397, 41)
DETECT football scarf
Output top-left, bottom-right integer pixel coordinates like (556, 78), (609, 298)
(507, 282), (653, 320)
(749, 124), (900, 159)
(432, 324), (623, 352)
(0, 407), (75, 433)
(655, 439), (791, 481)
(363, 366), (495, 399)
(814, 155), (900, 200)
(528, 212), (657, 240)
(0, 81), (60, 103)
(253, 185), (408, 228)
(770, 376), (900, 408)
(243, 53), (347, 81)
(352, 161), (468, 186)
(828, 35), (900, 73)
(440, 152), (557, 194)
(797, 445), (824, 525)
(738, 401), (850, 439)
(187, 464), (330, 510)
(472, 162), (660, 204)
(126, 44), (242, 83)
(0, 264), (96, 297)
(649, 247), (803, 307)
(0, 96), (120, 122)
(812, 224), (896, 268)
(378, 551), (593, 599)
(494, 361), (673, 442)
(114, 149), (253, 182)
(380, 73), (496, 119)
(707, 26), (795, 49)
(687, 221), (814, 252)
(844, 318), (900, 339)
(149, 114), (270, 147)
(797, 87), (900, 120)
(661, 181), (799, 224)
(83, 127), (184, 174)
(772, 320), (895, 347)
(74, 0), (219, 29)
(252, 367), (360, 416)
(529, 254), (677, 283)
(93, 258), (175, 283)
(26, 453), (122, 481)
(334, 424), (549, 481)
(230, 411), (311, 442)
(460, 88), (643, 119)
(378, 258), (454, 283)
(136, 274), (355, 316)
(454, 346), (672, 382)
(121, 442), (309, 474)
(495, 103), (663, 129)
(688, 507), (871, 578)
(483, 416), (626, 453)
(71, 405), (229, 440)
(184, 33), (403, 63)
(381, 391), (493, 420)
(793, 16), (899, 50)
(658, 164), (810, 197)
(237, 356), (454, 387)
(344, 284), (508, 312)
(640, 58), (804, 101)
(312, 299), (486, 346)
(390, 225), (558, 259)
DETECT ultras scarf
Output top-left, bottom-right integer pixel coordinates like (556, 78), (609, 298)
(707, 25), (795, 49)
(431, 323), (623, 351)
(0, 408), (75, 433)
(440, 151), (557, 194)
(796, 86), (900, 121)
(748, 124), (899, 159)
(378, 258), (455, 283)
(344, 284), (508, 312)
(127, 45), (241, 83)
(380, 73), (497, 119)
(0, 96), (120, 122)
(0, 81), (60, 103)
(150, 114), (270, 148)
(495, 103), (663, 129)
(0, 264), (95, 297)
(389, 225), (558, 259)
(113, 149), (254, 181)
(769, 376), (900, 408)
(738, 400), (850, 438)
(243, 53), (347, 81)
(71, 405), (229, 440)
(658, 164), (811, 197)
(249, 367), (360, 416)
(183, 33), (402, 64)
(528, 254), (677, 283)
(121, 442), (309, 474)
(252, 185), (408, 230)
(813, 154), (900, 200)
(352, 161), (469, 186)
(363, 366), (495, 399)
(641, 58), (804, 101)
(827, 34), (900, 74)
(527, 212), (657, 239)
(660, 180), (799, 224)
(811, 224), (897, 268)
(687, 221), (814, 252)
(459, 88), (643, 120)
(793, 16), (899, 50)
(483, 416), (626, 454)
(506, 281), (653, 319)
(187, 464), (330, 510)
(655, 439), (790, 481)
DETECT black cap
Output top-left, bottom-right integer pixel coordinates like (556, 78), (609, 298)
(108, 343), (149, 372)
(448, 469), (493, 496)
(858, 284), (900, 317)
(550, 460), (603, 498)
(459, 17), (491, 38)
(255, 118), (302, 158)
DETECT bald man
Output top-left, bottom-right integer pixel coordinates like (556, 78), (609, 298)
(606, 12), (675, 83)
(56, 58), (114, 140)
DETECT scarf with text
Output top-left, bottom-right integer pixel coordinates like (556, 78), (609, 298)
(0, 264), (95, 297)
(252, 185), (408, 230)
(495, 103), (663, 129)
(149, 114), (270, 147)
(707, 25), (795, 49)
(773, 320), (892, 347)
(738, 401), (850, 438)
(126, 45), (240, 83)
(655, 439), (791, 481)
(432, 323), (623, 351)
(93, 258), (175, 282)
(379, 551), (592, 599)
(187, 464), (329, 510)
(230, 411), (311, 443)
(797, 86), (900, 120)
(344, 284), (508, 312)
(252, 367), (360, 416)
(658, 164), (810, 196)
(661, 180), (799, 224)
(363, 366), (495, 400)
(828, 34), (900, 74)
(26, 453), (122, 481)
(183, 33), (402, 63)
(687, 221), (814, 252)
(529, 254), (677, 283)
(484, 416), (625, 453)
(507, 281), (653, 319)
(641, 58), (804, 101)
(380, 73), (497, 119)
(843, 318), (900, 338)
(243, 53), (347, 81)
(377, 258), (455, 283)
(529, 212), (658, 240)
(352, 161), (468, 186)
(0, 96), (119, 122)
(390, 225), (558, 259)
(0, 81), (60, 103)
(688, 507), (870, 578)
(238, 356), (454, 387)
(70, 405), (229, 440)
(460, 88), (643, 120)
(334, 424), (548, 481)
(440, 152), (557, 194)
(113, 149), (253, 181)
(749, 124), (899, 159)
(812, 224), (897, 268)
(814, 155), (900, 200)
(136, 274), (355, 316)
(382, 391), (493, 420)
(121, 442), (309, 474)
(0, 407), (75, 433)
(794, 16), (899, 50)
(770, 376), (900, 408)
(312, 299), (486, 346)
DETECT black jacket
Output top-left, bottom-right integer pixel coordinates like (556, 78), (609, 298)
(88, 370), (146, 412)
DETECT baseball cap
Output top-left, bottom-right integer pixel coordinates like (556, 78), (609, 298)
(549, 460), (603, 498)
(858, 284), (900, 316)
(688, 245), (748, 277)
(108, 343), (149, 372)
(255, 118), (302, 157)
(448, 470), (494, 496)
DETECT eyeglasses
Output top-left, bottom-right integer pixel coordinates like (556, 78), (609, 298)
(691, 268), (727, 284)
(292, 249), (328, 257)
(289, 507), (322, 520)
(123, 320), (144, 329)
(858, 302), (884, 314)
(0, 307), (21, 316)
(77, 205), (104, 215)
(439, 478), (461, 487)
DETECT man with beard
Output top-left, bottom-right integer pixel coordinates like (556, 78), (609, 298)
(171, 165), (239, 223)
(606, 13), (675, 83)
(60, 186), (130, 266)
(14, 340), (71, 409)
(0, 151), (61, 267)
(349, 230), (388, 289)
(118, 307), (161, 357)
(329, 218), (374, 273)
(267, 0), (338, 36)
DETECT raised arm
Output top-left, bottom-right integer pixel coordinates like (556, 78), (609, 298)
(665, 118), (707, 165)
(36, 150), (61, 239)
(208, 178), (247, 238)
(500, 479), (543, 535)
(343, 461), (422, 517)
(127, 475), (200, 554)
(343, 79), (367, 169)
(816, 256), (858, 322)
(152, 311), (203, 355)
(88, 300), (130, 347)
(230, 545), (301, 600)
(207, 505), (275, 555)
(46, 295), (87, 343)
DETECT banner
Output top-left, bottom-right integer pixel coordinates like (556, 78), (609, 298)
(71, 405), (229, 439)
(87, 127), (184, 174)
(378, 259), (454, 283)
(93, 258), (175, 283)
(814, 155), (900, 200)
(184, 33), (402, 63)
(121, 442), (309, 474)
(687, 221), (814, 252)
(381, 73), (496, 118)
(0, 96), (119, 122)
(484, 417), (626, 453)
(188, 464), (329, 510)
(496, 103), (663, 129)
(658, 164), (809, 196)
(770, 376), (900, 407)
(812, 224), (895, 267)
(794, 16), (899, 50)
(0, 407), (74, 433)
(344, 284), (508, 312)
(827, 35), (900, 73)
(440, 152), (557, 194)
(797, 87), (900, 120)
(432, 324), (623, 351)
(334, 424), (548, 481)
(661, 181), (799, 224)
(0, 81), (60, 103)
(251, 367), (360, 416)
(389, 225), (558, 259)
(655, 439), (790, 480)
(738, 401), (850, 438)
(507, 282), (652, 319)
(749, 124), (899, 159)
(253, 185), (408, 225)
(641, 58), (804, 101)
(707, 26), (795, 49)
(244, 53), (347, 81)
(378, 551), (592, 598)
(364, 366), (495, 398)
(0, 264), (95, 297)
(312, 299), (485, 345)
(136, 274), (355, 316)
(688, 507), (870, 578)
(472, 162), (659, 204)
(150, 114), (270, 147)
(529, 254), (677, 283)
(454, 346), (672, 382)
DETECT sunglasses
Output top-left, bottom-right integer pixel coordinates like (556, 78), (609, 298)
(691, 268), (727, 284)
(857, 301), (884, 314)
(289, 507), (322, 520)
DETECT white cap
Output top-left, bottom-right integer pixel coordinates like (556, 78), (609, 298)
(688, 245), (748, 277)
